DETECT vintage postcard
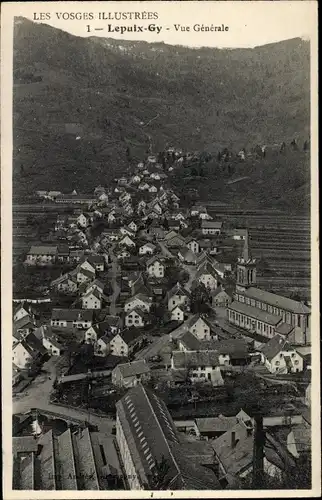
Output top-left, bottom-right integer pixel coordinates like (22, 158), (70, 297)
(1, 1), (320, 498)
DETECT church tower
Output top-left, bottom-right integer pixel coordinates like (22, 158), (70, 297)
(236, 230), (257, 293)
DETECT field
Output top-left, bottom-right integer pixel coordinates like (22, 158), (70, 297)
(208, 208), (311, 300)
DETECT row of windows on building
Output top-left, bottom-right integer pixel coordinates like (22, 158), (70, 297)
(229, 311), (275, 336)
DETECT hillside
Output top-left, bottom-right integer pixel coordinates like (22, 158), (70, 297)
(13, 17), (310, 209)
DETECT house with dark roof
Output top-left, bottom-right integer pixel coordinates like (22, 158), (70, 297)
(112, 360), (151, 388)
(139, 242), (156, 255)
(109, 328), (145, 358)
(167, 282), (191, 312)
(178, 247), (198, 265)
(201, 220), (223, 235)
(25, 245), (58, 265)
(146, 255), (165, 278)
(194, 261), (220, 291)
(51, 273), (78, 293)
(81, 288), (102, 310)
(115, 385), (221, 490)
(170, 304), (186, 322)
(51, 309), (93, 329)
(259, 334), (304, 374)
(124, 308), (149, 328)
(211, 286), (232, 307)
(185, 237), (200, 254)
(186, 314), (213, 340)
(171, 350), (224, 386)
(12, 332), (47, 369)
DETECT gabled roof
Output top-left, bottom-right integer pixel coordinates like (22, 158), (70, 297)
(172, 350), (220, 369)
(260, 334), (294, 361)
(140, 242), (156, 250)
(186, 314), (212, 331)
(201, 220), (223, 229)
(119, 328), (144, 346)
(125, 307), (146, 318)
(115, 359), (150, 378)
(52, 308), (93, 322)
(83, 288), (101, 301)
(146, 255), (164, 267)
(167, 282), (191, 300)
(27, 245), (58, 255)
(243, 287), (311, 315)
(86, 255), (105, 265)
(178, 247), (197, 261)
(125, 293), (153, 305)
(195, 261), (219, 280)
(179, 331), (202, 351)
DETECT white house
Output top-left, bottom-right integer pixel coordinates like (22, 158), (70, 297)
(146, 256), (165, 278)
(139, 242), (156, 256)
(138, 183), (149, 191)
(85, 279), (105, 296)
(150, 172), (161, 180)
(42, 335), (62, 356)
(81, 289), (102, 309)
(171, 350), (224, 386)
(14, 304), (31, 323)
(186, 315), (212, 340)
(80, 259), (96, 274)
(170, 305), (185, 322)
(109, 330), (143, 357)
(76, 267), (95, 284)
(211, 286), (232, 307)
(149, 185), (158, 193)
(112, 360), (151, 388)
(124, 294), (152, 313)
(128, 221), (138, 233)
(167, 283), (191, 312)
(120, 227), (135, 238)
(51, 309), (93, 329)
(131, 175), (141, 184)
(119, 235), (136, 247)
(125, 308), (146, 328)
(95, 335), (111, 356)
(260, 335), (304, 374)
(77, 213), (89, 228)
(108, 212), (116, 223)
(195, 262), (219, 291)
(12, 333), (46, 369)
(201, 220), (223, 235)
(185, 238), (200, 254)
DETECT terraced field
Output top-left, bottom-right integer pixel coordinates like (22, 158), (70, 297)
(208, 208), (311, 300)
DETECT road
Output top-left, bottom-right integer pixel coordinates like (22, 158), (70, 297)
(135, 320), (190, 361)
(12, 358), (115, 434)
(108, 244), (121, 316)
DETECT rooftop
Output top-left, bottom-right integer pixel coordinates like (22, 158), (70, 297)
(243, 287), (311, 315)
(228, 301), (283, 326)
(260, 334), (294, 361)
(27, 245), (58, 255)
(115, 359), (150, 378)
(51, 308), (93, 322)
(172, 350), (220, 369)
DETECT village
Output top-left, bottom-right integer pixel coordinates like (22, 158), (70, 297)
(12, 146), (311, 491)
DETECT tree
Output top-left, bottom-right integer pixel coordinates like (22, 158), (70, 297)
(190, 283), (212, 314)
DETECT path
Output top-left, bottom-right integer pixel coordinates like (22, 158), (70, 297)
(109, 244), (121, 316)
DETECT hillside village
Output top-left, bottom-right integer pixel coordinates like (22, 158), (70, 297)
(12, 146), (312, 491)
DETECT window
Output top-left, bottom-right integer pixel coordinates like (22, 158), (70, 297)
(291, 353), (295, 358)
(275, 361), (280, 366)
(297, 316), (301, 327)
(294, 360), (299, 365)
(280, 353), (283, 358)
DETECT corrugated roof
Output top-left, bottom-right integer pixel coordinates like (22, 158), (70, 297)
(228, 301), (282, 326)
(244, 287), (311, 314)
(52, 308), (93, 322)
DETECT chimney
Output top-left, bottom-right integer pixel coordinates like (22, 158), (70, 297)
(231, 431), (236, 448)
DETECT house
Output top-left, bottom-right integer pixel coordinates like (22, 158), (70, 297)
(164, 231), (186, 248)
(116, 249), (131, 260)
(211, 286), (232, 307)
(167, 219), (180, 231)
(167, 282), (191, 312)
(51, 309), (93, 329)
(77, 213), (89, 228)
(112, 360), (151, 388)
(201, 220), (223, 235)
(260, 335), (304, 374)
(144, 208), (160, 220)
(85, 279), (105, 296)
(150, 172), (161, 180)
(86, 316), (121, 343)
(120, 226), (135, 238)
(57, 244), (70, 263)
(108, 212), (116, 223)
(211, 423), (287, 488)
(119, 235), (136, 247)
(199, 212), (212, 220)
(76, 266), (95, 284)
(148, 185), (158, 193)
(25, 245), (58, 265)
(13, 303), (35, 323)
(138, 182), (149, 191)
(178, 247), (198, 265)
(51, 273), (79, 294)
(227, 301), (284, 339)
(146, 256), (165, 278)
(146, 221), (165, 239)
(13, 315), (36, 343)
(128, 221), (138, 233)
(84, 255), (105, 272)
(124, 308), (146, 328)
(170, 305), (185, 322)
(186, 314), (212, 340)
(190, 205), (201, 216)
(171, 350), (224, 386)
(109, 329), (144, 357)
(139, 242), (156, 255)
(124, 294), (152, 313)
(227, 228), (247, 240)
(12, 364), (22, 386)
(131, 175), (141, 184)
(81, 289), (102, 310)
(193, 410), (252, 440)
(195, 261), (219, 291)
(185, 237), (200, 254)
(12, 332), (47, 369)
(42, 334), (63, 356)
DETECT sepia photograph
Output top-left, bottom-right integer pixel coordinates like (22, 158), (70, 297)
(1, 1), (319, 497)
